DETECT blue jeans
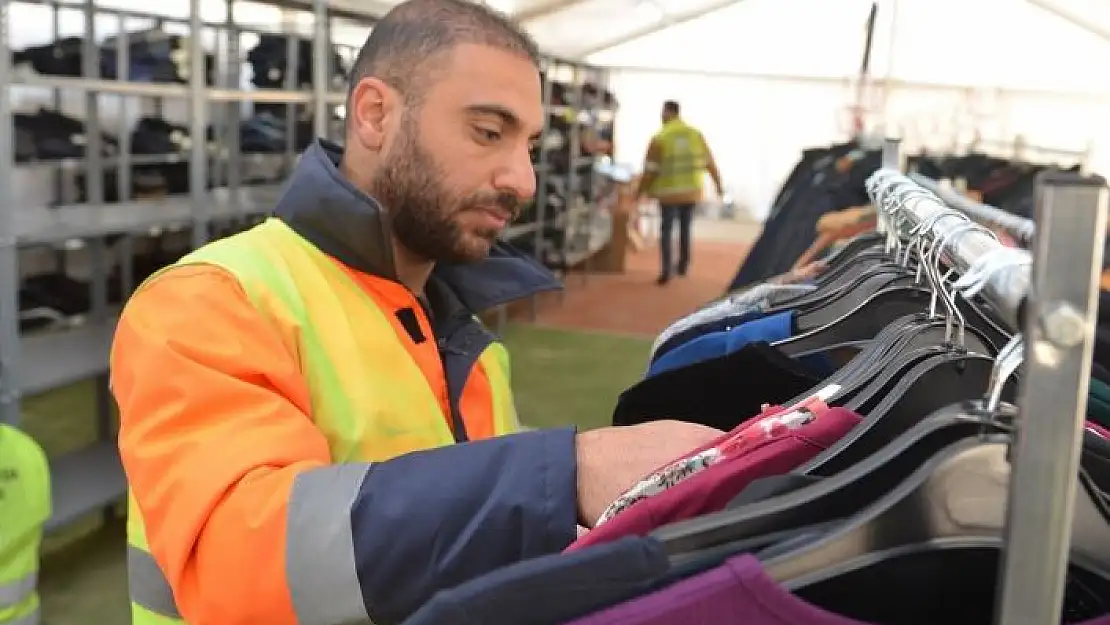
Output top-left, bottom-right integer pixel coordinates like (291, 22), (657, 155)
(660, 202), (695, 277)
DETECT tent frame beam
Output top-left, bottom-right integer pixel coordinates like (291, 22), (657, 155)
(1022, 0), (1110, 41)
(572, 0), (747, 58)
(513, 0), (591, 23)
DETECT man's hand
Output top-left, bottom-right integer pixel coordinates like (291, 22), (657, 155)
(575, 420), (724, 527)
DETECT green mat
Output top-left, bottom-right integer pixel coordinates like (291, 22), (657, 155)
(26, 323), (650, 625)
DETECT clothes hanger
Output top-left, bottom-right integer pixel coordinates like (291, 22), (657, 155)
(766, 332), (1110, 590)
(827, 222), (1012, 414)
(801, 234), (1026, 476)
(777, 207), (977, 351)
(771, 439), (1110, 589)
(765, 196), (919, 313)
(652, 406), (1005, 557)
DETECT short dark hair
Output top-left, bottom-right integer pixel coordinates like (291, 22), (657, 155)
(663, 100), (680, 115)
(349, 0), (541, 106)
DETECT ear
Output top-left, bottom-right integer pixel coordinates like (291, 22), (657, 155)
(349, 77), (400, 152)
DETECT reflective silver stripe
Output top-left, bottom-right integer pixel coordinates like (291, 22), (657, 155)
(127, 546), (182, 619)
(286, 464), (373, 625)
(7, 606), (39, 625)
(0, 572), (35, 607)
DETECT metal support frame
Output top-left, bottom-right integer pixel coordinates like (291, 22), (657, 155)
(996, 174), (1109, 625)
(911, 173), (1036, 246)
(573, 0), (749, 58)
(1022, 0), (1110, 42)
(0, 0), (18, 425)
(189, 0), (209, 248)
(513, 0), (590, 22)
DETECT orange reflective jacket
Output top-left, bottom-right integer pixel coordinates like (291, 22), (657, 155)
(113, 140), (562, 625)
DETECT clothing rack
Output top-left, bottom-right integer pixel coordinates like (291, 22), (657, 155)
(867, 165), (1110, 625)
(867, 169), (1029, 330)
(908, 173), (1036, 246)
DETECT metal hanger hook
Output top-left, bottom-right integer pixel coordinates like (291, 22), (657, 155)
(921, 216), (974, 320)
(926, 220), (987, 346)
(987, 334), (1024, 413)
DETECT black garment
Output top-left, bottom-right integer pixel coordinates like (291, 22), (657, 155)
(612, 341), (821, 431)
(659, 202), (695, 279)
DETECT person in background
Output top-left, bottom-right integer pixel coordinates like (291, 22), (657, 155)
(636, 100), (724, 285)
(109, 2), (723, 625)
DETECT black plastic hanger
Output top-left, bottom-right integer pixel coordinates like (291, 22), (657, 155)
(768, 439), (1110, 588)
(832, 321), (994, 411)
(803, 351), (1012, 477)
(770, 260), (909, 320)
(776, 285), (932, 355)
(652, 406), (999, 557)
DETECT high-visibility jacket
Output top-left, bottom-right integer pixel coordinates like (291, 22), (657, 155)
(124, 217), (522, 625)
(0, 425), (50, 625)
(646, 118), (708, 201)
(113, 139), (573, 625)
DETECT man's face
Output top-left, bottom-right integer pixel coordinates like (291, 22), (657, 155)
(370, 44), (544, 264)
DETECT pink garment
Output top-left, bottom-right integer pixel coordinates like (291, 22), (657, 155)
(1087, 421), (1110, 440)
(569, 408), (862, 551)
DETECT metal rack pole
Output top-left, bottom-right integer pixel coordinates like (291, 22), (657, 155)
(867, 170), (1029, 329)
(881, 137), (901, 170)
(910, 173), (1036, 246)
(995, 174), (1109, 625)
(0, 0), (19, 426)
(564, 63), (582, 287)
(529, 63), (553, 322)
(877, 139), (901, 235)
(312, 0), (328, 140)
(189, 0), (210, 248)
(226, 2), (242, 195)
(115, 20), (135, 296)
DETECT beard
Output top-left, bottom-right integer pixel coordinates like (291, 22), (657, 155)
(369, 114), (521, 264)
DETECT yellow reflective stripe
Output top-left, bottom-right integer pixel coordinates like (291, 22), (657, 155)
(131, 601), (185, 625)
(5, 605), (39, 625)
(479, 344), (520, 434)
(126, 546), (181, 619)
(286, 465), (372, 625)
(0, 573), (35, 608)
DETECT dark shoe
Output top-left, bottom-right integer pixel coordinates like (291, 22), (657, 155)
(656, 274), (670, 286)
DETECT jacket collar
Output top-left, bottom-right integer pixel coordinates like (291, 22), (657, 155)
(272, 139), (562, 312)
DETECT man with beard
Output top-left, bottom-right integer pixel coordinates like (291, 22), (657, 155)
(110, 1), (722, 625)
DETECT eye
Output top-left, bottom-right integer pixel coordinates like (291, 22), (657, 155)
(473, 125), (502, 143)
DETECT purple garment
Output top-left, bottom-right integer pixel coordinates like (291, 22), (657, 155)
(565, 554), (1110, 625)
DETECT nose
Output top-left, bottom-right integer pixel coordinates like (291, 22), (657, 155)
(493, 144), (537, 201)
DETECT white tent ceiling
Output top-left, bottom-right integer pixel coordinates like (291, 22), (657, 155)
(338, 0), (1110, 96)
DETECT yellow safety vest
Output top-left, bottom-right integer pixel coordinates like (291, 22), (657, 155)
(0, 425), (50, 625)
(648, 118), (708, 199)
(126, 217), (520, 624)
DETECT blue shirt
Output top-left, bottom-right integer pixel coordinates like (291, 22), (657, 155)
(403, 537), (668, 625)
(648, 312), (796, 377)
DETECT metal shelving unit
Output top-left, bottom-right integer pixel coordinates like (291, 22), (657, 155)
(0, 0), (620, 529)
(536, 58), (614, 296)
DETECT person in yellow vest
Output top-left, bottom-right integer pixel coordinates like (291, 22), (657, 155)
(636, 100), (724, 285)
(109, 2), (723, 625)
(0, 424), (50, 625)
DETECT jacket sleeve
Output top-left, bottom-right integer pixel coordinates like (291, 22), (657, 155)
(111, 265), (579, 625)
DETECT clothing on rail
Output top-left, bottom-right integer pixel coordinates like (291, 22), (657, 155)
(403, 169), (1110, 625)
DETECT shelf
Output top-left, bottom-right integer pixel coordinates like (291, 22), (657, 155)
(16, 184), (284, 246)
(14, 73), (347, 104)
(20, 319), (117, 397)
(45, 441), (127, 533)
